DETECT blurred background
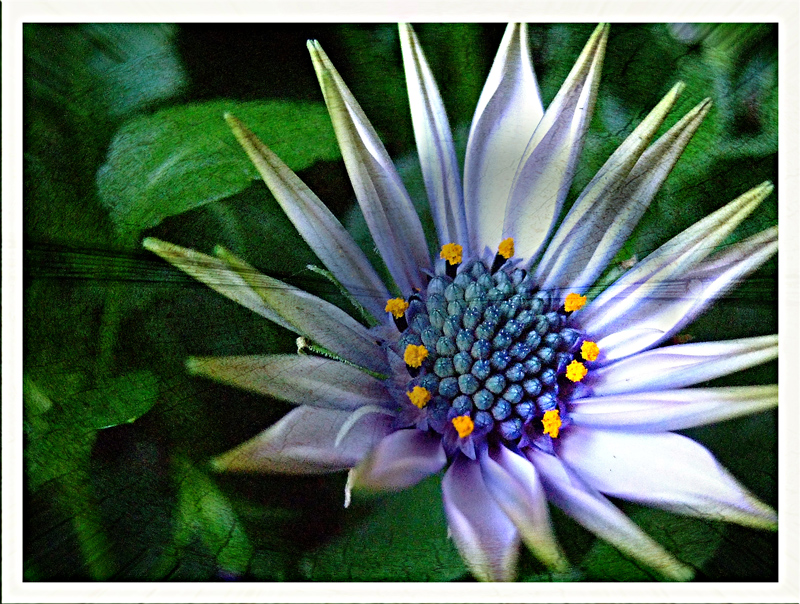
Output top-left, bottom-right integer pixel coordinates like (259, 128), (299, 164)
(23, 23), (777, 581)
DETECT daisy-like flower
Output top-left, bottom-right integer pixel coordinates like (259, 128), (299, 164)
(144, 23), (778, 581)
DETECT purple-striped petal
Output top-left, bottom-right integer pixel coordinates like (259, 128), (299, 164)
(584, 335), (778, 396)
(568, 385), (778, 432)
(186, 354), (391, 411)
(528, 448), (693, 581)
(348, 428), (446, 493)
(212, 405), (393, 474)
(479, 445), (568, 571)
(558, 427), (778, 529)
(399, 24), (467, 252)
(213, 246), (389, 376)
(578, 182), (773, 335)
(463, 23), (544, 259)
(224, 113), (391, 321)
(442, 454), (520, 581)
(592, 227), (778, 361)
(308, 40), (431, 294)
(504, 24), (609, 265)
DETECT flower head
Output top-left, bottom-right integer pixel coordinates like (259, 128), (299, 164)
(145, 23), (777, 581)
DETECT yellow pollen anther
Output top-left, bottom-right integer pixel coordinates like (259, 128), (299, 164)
(385, 297), (409, 319)
(439, 243), (463, 265)
(564, 292), (587, 312)
(452, 415), (474, 438)
(407, 386), (431, 409)
(542, 409), (562, 438)
(498, 237), (515, 259)
(403, 344), (429, 368)
(566, 360), (588, 382)
(581, 341), (600, 362)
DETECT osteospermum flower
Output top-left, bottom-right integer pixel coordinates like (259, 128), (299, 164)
(144, 23), (778, 581)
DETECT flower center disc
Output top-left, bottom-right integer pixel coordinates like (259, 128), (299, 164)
(398, 260), (582, 445)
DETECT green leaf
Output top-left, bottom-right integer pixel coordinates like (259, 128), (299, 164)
(97, 100), (341, 238)
(300, 474), (466, 581)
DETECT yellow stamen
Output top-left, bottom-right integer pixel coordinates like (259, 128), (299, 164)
(439, 243), (463, 265)
(498, 237), (515, 259)
(407, 386), (431, 409)
(542, 409), (562, 438)
(565, 360), (588, 382)
(384, 297), (409, 319)
(452, 415), (474, 438)
(564, 292), (587, 312)
(580, 341), (600, 362)
(403, 344), (429, 368)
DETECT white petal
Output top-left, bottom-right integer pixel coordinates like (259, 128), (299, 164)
(213, 247), (390, 376)
(528, 448), (693, 581)
(186, 354), (391, 411)
(537, 90), (712, 294)
(504, 24), (609, 265)
(594, 226), (778, 361)
(349, 428), (446, 492)
(308, 40), (431, 294)
(558, 427), (778, 529)
(399, 24), (468, 252)
(142, 237), (294, 332)
(578, 182), (774, 335)
(212, 405), (392, 474)
(568, 385), (778, 432)
(586, 335), (778, 396)
(463, 23), (544, 259)
(224, 113), (391, 321)
(479, 445), (568, 571)
(442, 454), (520, 581)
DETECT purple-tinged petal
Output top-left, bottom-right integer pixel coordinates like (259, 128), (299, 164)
(442, 454), (520, 581)
(212, 405), (393, 474)
(528, 448), (693, 581)
(585, 335), (777, 396)
(537, 90), (711, 294)
(224, 113), (391, 321)
(143, 237), (295, 332)
(568, 385), (778, 432)
(399, 24), (468, 253)
(308, 40), (431, 294)
(504, 24), (609, 265)
(578, 182), (773, 335)
(593, 227), (778, 361)
(348, 428), (446, 493)
(463, 23), (544, 259)
(186, 354), (392, 411)
(479, 445), (568, 571)
(213, 246), (390, 376)
(559, 427), (777, 529)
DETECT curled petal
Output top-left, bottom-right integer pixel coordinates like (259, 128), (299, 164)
(579, 182), (774, 335)
(479, 445), (568, 571)
(308, 40), (432, 294)
(504, 24), (609, 265)
(212, 405), (393, 474)
(349, 429), (446, 493)
(559, 427), (778, 529)
(594, 226), (778, 361)
(464, 23), (544, 258)
(186, 354), (391, 411)
(585, 335), (778, 395)
(442, 454), (520, 581)
(399, 23), (468, 252)
(224, 113), (391, 321)
(568, 385), (778, 432)
(528, 448), (693, 581)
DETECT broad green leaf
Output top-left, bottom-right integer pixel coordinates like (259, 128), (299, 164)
(300, 474), (466, 581)
(97, 100), (341, 237)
